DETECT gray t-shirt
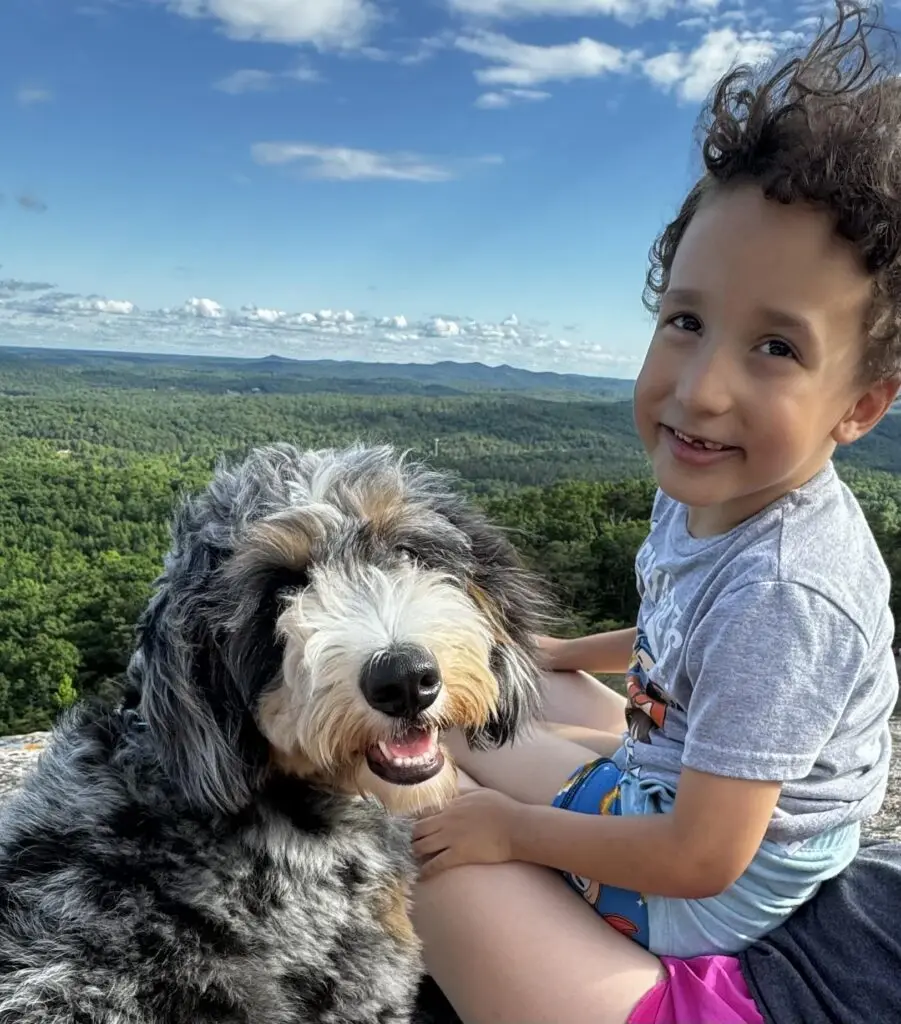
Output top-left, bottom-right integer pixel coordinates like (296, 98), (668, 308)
(615, 461), (898, 844)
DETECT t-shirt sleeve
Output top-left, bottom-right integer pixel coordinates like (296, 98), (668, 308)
(682, 581), (869, 781)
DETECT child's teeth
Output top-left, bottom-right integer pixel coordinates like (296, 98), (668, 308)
(675, 429), (725, 451)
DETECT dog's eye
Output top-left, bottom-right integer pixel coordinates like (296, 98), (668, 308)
(270, 567), (310, 602)
(275, 585), (300, 605)
(395, 545), (419, 563)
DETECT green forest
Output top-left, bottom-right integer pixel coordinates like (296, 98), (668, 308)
(1, 346), (900, 736)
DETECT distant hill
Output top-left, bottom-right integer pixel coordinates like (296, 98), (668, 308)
(0, 346), (635, 401)
(0, 343), (898, 478)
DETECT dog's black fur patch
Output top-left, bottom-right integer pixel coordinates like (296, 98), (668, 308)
(0, 707), (421, 1023)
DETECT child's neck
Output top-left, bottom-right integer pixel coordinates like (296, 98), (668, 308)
(685, 505), (744, 539)
(684, 461), (833, 539)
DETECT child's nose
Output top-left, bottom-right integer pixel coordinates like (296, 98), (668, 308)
(673, 342), (734, 418)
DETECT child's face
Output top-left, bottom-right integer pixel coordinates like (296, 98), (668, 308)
(633, 184), (898, 536)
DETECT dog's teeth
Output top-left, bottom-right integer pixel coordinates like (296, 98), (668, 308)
(375, 744), (439, 768)
(374, 731), (440, 769)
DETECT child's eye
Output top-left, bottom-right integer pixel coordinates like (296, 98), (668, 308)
(759, 338), (796, 359)
(668, 313), (702, 333)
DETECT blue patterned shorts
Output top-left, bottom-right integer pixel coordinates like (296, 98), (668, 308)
(551, 757), (651, 949)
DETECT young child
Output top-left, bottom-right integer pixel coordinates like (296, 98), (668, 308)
(411, 4), (901, 1023)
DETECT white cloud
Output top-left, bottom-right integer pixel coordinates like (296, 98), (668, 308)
(251, 142), (456, 182)
(0, 290), (134, 317)
(242, 305), (286, 323)
(287, 66), (324, 83)
(676, 15), (711, 30)
(0, 283), (639, 375)
(88, 298), (135, 315)
(428, 317), (462, 337)
(643, 27), (796, 101)
(213, 65), (320, 93)
(213, 69), (276, 93)
(182, 297), (226, 318)
(457, 32), (634, 87)
(399, 34), (453, 65)
(16, 86), (53, 106)
(475, 91), (510, 108)
(643, 51), (683, 88)
(447, 0), (714, 23)
(475, 87), (551, 108)
(454, 13), (804, 104)
(166, 0), (378, 50)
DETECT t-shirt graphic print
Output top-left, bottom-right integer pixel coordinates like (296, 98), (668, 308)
(624, 536), (685, 745)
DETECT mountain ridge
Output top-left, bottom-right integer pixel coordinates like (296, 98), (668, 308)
(0, 345), (635, 399)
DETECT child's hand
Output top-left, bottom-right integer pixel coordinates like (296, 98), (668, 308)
(412, 789), (522, 880)
(533, 633), (563, 670)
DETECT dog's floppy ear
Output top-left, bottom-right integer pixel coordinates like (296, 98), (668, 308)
(128, 496), (267, 816)
(448, 503), (551, 749)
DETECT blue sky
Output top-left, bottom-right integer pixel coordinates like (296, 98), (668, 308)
(0, 0), (840, 377)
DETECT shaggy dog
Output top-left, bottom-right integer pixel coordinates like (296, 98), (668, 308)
(0, 443), (549, 1024)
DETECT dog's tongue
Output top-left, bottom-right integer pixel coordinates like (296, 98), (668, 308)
(385, 728), (434, 758)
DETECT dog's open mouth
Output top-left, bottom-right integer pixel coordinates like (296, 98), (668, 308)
(366, 727), (445, 785)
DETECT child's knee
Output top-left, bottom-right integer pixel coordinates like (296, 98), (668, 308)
(455, 768), (481, 793)
(541, 668), (596, 687)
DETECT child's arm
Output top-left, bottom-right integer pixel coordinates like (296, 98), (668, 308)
(508, 768), (782, 899)
(418, 584), (866, 892)
(518, 583), (869, 897)
(413, 769), (781, 897)
(523, 580), (869, 898)
(538, 627), (637, 674)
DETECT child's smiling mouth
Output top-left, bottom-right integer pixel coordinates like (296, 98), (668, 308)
(661, 424), (741, 464)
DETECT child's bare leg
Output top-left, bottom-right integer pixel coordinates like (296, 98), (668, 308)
(543, 722), (624, 757)
(446, 725), (599, 805)
(454, 767), (481, 793)
(540, 669), (627, 734)
(413, 860), (664, 1024)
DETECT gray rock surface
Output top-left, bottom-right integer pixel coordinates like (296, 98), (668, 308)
(865, 718), (901, 840)
(0, 725), (897, 837)
(0, 733), (52, 804)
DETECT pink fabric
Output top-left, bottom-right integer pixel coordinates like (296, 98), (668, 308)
(628, 955), (764, 1024)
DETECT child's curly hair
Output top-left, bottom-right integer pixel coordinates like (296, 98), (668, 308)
(643, 0), (901, 382)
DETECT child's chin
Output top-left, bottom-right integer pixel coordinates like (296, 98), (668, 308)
(653, 461), (739, 508)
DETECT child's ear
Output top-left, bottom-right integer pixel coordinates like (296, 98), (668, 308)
(832, 376), (900, 445)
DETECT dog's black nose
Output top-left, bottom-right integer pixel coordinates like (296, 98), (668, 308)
(359, 644), (442, 718)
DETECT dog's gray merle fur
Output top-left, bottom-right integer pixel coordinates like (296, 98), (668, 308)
(0, 443), (549, 1023)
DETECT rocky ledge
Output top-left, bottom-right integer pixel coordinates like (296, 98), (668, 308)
(0, 733), (53, 804)
(0, 725), (898, 839)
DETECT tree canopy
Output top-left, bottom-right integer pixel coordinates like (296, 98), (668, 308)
(1, 351), (898, 735)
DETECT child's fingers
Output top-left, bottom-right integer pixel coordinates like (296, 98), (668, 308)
(417, 850), (458, 880)
(411, 814), (444, 839)
(412, 830), (448, 858)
